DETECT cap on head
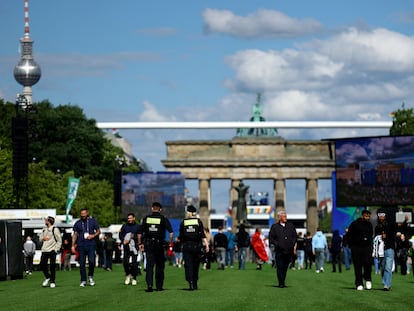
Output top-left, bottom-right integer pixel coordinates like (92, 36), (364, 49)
(362, 210), (371, 215)
(187, 205), (196, 213)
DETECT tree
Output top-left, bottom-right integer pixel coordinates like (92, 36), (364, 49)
(0, 146), (14, 208)
(0, 98), (140, 225)
(390, 103), (414, 135)
(29, 101), (108, 180)
(70, 176), (115, 227)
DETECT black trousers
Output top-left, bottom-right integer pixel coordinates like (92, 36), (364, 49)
(275, 251), (291, 286)
(40, 251), (57, 282)
(145, 245), (165, 289)
(351, 246), (372, 287)
(183, 250), (201, 284)
(123, 248), (138, 278)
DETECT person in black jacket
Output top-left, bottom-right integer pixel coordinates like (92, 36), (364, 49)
(213, 226), (228, 270)
(179, 205), (209, 290)
(268, 210), (297, 288)
(347, 209), (373, 291)
(235, 224), (250, 270)
(330, 230), (342, 273)
(138, 202), (173, 292)
(119, 213), (141, 285)
(375, 211), (408, 290)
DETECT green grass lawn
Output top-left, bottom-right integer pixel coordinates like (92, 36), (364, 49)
(0, 262), (413, 311)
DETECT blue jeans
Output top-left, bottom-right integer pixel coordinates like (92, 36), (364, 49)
(296, 250), (305, 268)
(78, 244), (96, 282)
(226, 248), (235, 267)
(216, 247), (226, 268)
(315, 248), (325, 271)
(238, 247), (247, 270)
(343, 246), (352, 270)
(381, 249), (394, 288)
(373, 257), (380, 274)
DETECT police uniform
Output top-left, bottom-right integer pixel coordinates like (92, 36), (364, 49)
(179, 205), (206, 290)
(140, 204), (173, 292)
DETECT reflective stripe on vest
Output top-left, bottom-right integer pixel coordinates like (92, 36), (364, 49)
(146, 217), (161, 225)
(184, 219), (198, 226)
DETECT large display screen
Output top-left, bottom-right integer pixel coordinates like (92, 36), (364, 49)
(121, 172), (186, 219)
(335, 135), (414, 206)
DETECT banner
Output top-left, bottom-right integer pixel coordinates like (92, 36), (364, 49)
(65, 177), (80, 223)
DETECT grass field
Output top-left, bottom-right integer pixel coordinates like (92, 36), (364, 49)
(0, 262), (413, 311)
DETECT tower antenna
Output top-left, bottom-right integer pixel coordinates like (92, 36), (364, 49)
(24, 0), (30, 40)
(14, 0), (41, 106)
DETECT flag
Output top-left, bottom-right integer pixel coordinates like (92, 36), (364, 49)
(65, 177), (80, 223)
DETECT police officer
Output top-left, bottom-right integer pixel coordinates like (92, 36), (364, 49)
(138, 202), (173, 292)
(179, 205), (209, 290)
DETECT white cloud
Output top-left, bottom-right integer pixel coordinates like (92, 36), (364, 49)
(220, 26), (414, 124)
(224, 49), (343, 92)
(266, 90), (327, 120)
(203, 8), (324, 38)
(138, 100), (177, 122)
(309, 27), (414, 72)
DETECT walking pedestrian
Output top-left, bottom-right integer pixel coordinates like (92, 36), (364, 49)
(119, 213), (140, 285)
(312, 228), (328, 273)
(268, 210), (297, 288)
(179, 205), (209, 290)
(23, 236), (36, 275)
(138, 202), (173, 292)
(71, 208), (101, 287)
(40, 216), (62, 288)
(347, 209), (373, 291)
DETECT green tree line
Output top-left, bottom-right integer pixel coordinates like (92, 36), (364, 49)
(0, 98), (141, 226)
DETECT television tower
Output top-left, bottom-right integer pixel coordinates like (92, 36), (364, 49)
(14, 0), (41, 106)
(12, 0), (41, 209)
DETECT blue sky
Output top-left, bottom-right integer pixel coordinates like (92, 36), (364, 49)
(1, 1), (414, 214)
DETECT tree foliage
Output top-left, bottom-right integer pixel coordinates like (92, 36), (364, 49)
(29, 100), (113, 180)
(0, 147), (14, 207)
(390, 103), (414, 135)
(0, 98), (139, 226)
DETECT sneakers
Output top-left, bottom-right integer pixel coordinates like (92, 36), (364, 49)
(356, 285), (364, 291)
(89, 277), (95, 286)
(80, 281), (87, 287)
(50, 283), (56, 288)
(125, 275), (131, 285)
(42, 278), (50, 287)
(366, 281), (372, 290)
(132, 279), (137, 286)
(320, 267), (324, 273)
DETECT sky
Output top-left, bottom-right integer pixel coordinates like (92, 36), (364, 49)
(1, 1), (414, 214)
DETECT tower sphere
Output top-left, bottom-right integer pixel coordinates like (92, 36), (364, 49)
(14, 58), (41, 87)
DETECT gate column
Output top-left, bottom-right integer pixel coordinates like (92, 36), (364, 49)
(306, 178), (318, 234)
(274, 179), (286, 216)
(199, 179), (210, 229)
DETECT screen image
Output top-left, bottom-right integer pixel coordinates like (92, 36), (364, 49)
(335, 135), (414, 206)
(121, 172), (186, 219)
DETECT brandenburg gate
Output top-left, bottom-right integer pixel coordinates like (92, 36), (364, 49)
(162, 136), (335, 234)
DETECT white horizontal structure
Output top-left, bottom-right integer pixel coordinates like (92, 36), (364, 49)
(97, 121), (392, 129)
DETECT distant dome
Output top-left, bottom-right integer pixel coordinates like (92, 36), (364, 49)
(14, 58), (41, 87)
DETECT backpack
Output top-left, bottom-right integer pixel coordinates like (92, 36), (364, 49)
(106, 237), (114, 251)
